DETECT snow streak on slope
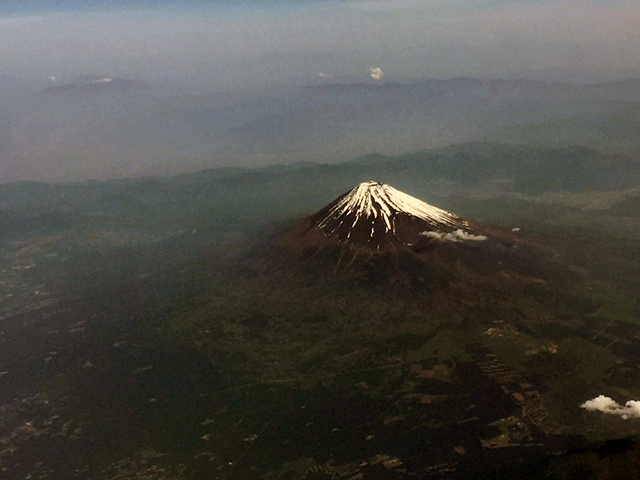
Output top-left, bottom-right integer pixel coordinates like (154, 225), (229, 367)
(318, 181), (468, 235)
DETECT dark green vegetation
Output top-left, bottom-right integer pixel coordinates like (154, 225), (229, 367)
(1, 142), (640, 479)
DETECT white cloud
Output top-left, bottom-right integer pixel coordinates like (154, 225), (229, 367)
(581, 395), (640, 419)
(369, 67), (384, 80)
(420, 229), (488, 242)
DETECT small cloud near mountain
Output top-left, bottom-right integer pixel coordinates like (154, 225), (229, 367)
(369, 67), (383, 80)
(420, 230), (488, 243)
(581, 395), (640, 419)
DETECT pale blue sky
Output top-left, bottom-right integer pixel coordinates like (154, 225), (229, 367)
(1, 0), (639, 89)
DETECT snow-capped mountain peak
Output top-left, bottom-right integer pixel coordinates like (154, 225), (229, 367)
(279, 181), (555, 284)
(318, 181), (467, 235)
(283, 181), (492, 253)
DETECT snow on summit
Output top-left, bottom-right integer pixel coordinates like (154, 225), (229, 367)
(319, 181), (468, 235)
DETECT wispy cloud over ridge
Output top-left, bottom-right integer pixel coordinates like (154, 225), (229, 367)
(420, 230), (488, 242)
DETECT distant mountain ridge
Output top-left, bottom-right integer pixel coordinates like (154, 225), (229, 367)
(2, 142), (638, 219)
(4, 75), (640, 182)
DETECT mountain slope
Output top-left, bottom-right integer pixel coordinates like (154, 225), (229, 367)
(286, 181), (482, 251)
(270, 181), (568, 293)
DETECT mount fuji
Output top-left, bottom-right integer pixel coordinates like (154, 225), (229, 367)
(270, 181), (564, 289)
(286, 181), (493, 251)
